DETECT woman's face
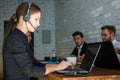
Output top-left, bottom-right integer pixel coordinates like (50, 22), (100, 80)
(27, 12), (41, 32)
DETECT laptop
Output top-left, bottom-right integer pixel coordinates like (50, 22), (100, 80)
(94, 41), (120, 69)
(57, 43), (101, 76)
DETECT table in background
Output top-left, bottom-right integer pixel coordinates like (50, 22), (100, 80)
(47, 67), (120, 80)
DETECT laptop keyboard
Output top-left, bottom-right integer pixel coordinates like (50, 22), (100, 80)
(64, 66), (84, 71)
(57, 66), (88, 76)
(64, 72), (87, 76)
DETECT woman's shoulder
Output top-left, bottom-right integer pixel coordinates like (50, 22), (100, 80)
(8, 32), (21, 41)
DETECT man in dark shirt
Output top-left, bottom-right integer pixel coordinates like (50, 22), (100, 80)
(71, 31), (88, 62)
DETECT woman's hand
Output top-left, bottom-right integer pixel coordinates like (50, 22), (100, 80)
(45, 61), (73, 75)
(55, 61), (73, 71)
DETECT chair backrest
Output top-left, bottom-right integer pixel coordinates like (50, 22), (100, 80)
(0, 51), (3, 80)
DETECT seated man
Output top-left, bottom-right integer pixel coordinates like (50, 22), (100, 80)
(71, 31), (88, 62)
(101, 25), (120, 62)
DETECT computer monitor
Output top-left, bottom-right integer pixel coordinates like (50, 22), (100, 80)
(94, 41), (120, 69)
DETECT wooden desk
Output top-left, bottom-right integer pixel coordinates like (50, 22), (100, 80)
(0, 52), (3, 80)
(47, 67), (120, 80)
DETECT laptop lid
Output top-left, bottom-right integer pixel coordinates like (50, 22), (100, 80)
(57, 43), (101, 75)
(80, 43), (101, 72)
(94, 41), (120, 69)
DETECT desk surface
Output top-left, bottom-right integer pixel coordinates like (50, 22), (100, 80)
(47, 67), (120, 80)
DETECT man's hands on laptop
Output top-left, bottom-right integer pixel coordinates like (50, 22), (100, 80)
(55, 61), (74, 71)
(77, 54), (85, 62)
(114, 48), (120, 54)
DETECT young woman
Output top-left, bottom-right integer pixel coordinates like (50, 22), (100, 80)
(3, 2), (72, 80)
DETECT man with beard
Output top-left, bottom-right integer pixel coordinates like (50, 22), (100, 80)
(101, 25), (120, 62)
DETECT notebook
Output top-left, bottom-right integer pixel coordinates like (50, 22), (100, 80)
(94, 41), (120, 69)
(57, 43), (101, 76)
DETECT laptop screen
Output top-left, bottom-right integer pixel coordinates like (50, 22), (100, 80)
(94, 41), (120, 69)
(80, 43), (101, 71)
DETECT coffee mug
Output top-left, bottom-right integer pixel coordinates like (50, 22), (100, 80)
(66, 56), (77, 65)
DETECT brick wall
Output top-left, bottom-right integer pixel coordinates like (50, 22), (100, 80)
(0, 0), (55, 60)
(1, 0), (120, 59)
(55, 0), (120, 56)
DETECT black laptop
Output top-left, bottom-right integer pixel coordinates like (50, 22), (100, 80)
(57, 43), (101, 76)
(94, 41), (120, 69)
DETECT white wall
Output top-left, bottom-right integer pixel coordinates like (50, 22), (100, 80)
(0, 0), (55, 60)
(1, 0), (120, 59)
(55, 0), (120, 56)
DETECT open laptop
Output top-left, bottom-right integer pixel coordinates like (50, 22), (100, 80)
(94, 41), (120, 69)
(57, 43), (101, 76)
